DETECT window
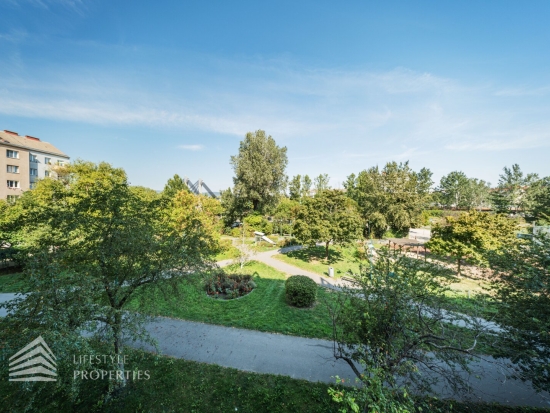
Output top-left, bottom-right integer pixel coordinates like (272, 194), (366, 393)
(7, 165), (19, 173)
(6, 150), (18, 159)
(7, 195), (19, 204)
(29, 154), (38, 162)
(45, 157), (51, 165)
(45, 170), (51, 177)
(57, 160), (65, 166)
(30, 182), (37, 189)
(30, 168), (38, 176)
(7, 180), (19, 188)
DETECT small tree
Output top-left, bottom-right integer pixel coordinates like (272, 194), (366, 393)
(313, 173), (331, 193)
(162, 173), (190, 200)
(328, 249), (484, 412)
(294, 190), (362, 259)
(426, 211), (517, 275)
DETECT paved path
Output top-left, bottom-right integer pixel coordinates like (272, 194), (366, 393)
(1, 293), (549, 407)
(220, 244), (352, 290)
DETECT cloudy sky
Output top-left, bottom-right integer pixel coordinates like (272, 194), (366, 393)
(1, 0), (549, 191)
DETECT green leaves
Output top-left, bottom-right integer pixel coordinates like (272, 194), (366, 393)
(345, 161), (432, 237)
(230, 130), (288, 213)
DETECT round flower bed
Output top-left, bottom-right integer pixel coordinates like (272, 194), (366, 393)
(205, 272), (256, 300)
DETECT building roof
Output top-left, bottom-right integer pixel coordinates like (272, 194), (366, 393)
(0, 130), (69, 158)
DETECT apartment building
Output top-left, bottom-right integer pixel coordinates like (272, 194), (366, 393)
(0, 130), (70, 202)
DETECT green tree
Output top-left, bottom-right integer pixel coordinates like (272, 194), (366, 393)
(230, 130), (288, 212)
(525, 176), (550, 224)
(0, 161), (220, 396)
(328, 249), (481, 411)
(273, 197), (300, 235)
(162, 173), (190, 200)
(313, 173), (331, 193)
(301, 174), (312, 198)
(345, 161), (432, 237)
(466, 178), (491, 211)
(490, 164), (538, 214)
(426, 211), (517, 275)
(294, 189), (362, 259)
(288, 174), (302, 201)
(437, 171), (470, 209)
(488, 233), (550, 393)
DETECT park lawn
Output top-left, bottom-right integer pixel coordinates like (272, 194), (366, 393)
(274, 245), (365, 278)
(130, 261), (336, 340)
(0, 272), (27, 293)
(7, 348), (538, 413)
(214, 246), (240, 261)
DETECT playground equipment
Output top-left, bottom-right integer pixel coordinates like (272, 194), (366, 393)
(254, 231), (276, 245)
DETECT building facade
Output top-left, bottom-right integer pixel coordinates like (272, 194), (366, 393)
(0, 130), (70, 202)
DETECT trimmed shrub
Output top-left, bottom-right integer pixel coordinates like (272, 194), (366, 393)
(205, 272), (256, 299)
(230, 228), (241, 238)
(285, 275), (317, 307)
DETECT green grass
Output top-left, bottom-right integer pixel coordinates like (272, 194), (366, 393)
(0, 272), (27, 293)
(5, 347), (547, 412)
(274, 245), (365, 278)
(130, 261), (336, 339)
(214, 246), (240, 261)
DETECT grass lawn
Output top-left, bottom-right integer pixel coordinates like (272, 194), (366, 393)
(5, 347), (547, 412)
(0, 272), (27, 293)
(130, 261), (336, 340)
(274, 245), (365, 278)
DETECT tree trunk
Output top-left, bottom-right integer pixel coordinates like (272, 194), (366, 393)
(113, 312), (127, 388)
(325, 242), (330, 260)
(252, 199), (259, 211)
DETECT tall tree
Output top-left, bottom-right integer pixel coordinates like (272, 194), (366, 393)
(313, 173), (331, 193)
(0, 161), (220, 397)
(491, 164), (539, 214)
(345, 161), (432, 237)
(288, 174), (302, 201)
(437, 171), (470, 209)
(301, 174), (312, 198)
(294, 189), (362, 259)
(162, 173), (190, 200)
(466, 178), (491, 211)
(230, 130), (288, 212)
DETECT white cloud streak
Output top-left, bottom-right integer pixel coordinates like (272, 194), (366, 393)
(178, 144), (204, 151)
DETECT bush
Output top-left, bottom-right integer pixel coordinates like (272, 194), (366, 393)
(244, 213), (273, 235)
(278, 237), (298, 248)
(230, 228), (241, 237)
(205, 272), (256, 299)
(285, 275), (317, 307)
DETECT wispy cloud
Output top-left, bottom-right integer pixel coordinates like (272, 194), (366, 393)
(178, 144), (204, 151)
(1, 56), (549, 158)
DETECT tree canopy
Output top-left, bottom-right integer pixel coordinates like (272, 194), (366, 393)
(293, 189), (362, 259)
(344, 162), (433, 237)
(490, 164), (538, 214)
(230, 130), (288, 213)
(0, 161), (220, 404)
(426, 211), (517, 275)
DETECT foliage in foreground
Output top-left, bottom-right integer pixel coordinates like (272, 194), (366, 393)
(0, 161), (220, 405)
(328, 248), (488, 412)
(488, 233), (550, 393)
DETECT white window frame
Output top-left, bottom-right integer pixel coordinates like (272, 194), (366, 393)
(45, 157), (51, 165)
(7, 180), (19, 188)
(7, 165), (19, 173)
(30, 168), (38, 176)
(29, 154), (38, 162)
(6, 150), (19, 159)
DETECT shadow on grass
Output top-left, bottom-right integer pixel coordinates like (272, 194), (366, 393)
(284, 246), (344, 265)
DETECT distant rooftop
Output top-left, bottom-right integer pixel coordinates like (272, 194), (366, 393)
(0, 130), (69, 158)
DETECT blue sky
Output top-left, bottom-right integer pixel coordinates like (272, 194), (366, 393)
(1, 0), (549, 191)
